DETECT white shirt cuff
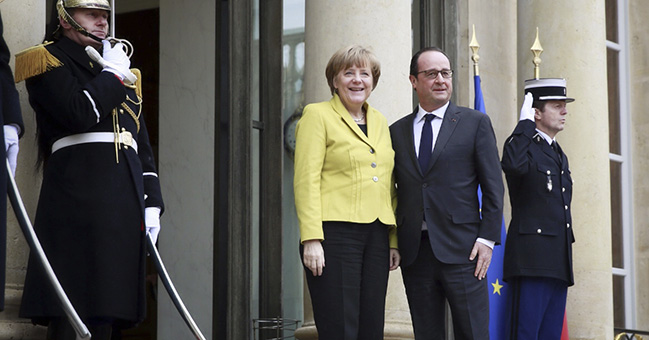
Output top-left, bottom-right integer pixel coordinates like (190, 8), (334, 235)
(476, 237), (495, 249)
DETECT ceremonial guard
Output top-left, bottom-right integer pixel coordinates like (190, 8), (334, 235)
(0, 9), (24, 312)
(15, 1), (163, 339)
(501, 78), (575, 339)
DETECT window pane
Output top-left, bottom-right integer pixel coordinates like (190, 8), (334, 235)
(251, 0), (260, 121)
(606, 0), (618, 43)
(281, 0), (305, 324)
(610, 160), (623, 268)
(613, 275), (626, 328)
(607, 48), (621, 155)
(251, 0), (261, 329)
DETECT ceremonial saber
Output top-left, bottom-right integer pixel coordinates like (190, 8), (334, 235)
(110, 0), (115, 38)
(5, 160), (91, 340)
(146, 234), (207, 340)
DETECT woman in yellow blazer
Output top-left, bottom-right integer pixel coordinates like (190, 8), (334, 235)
(294, 45), (400, 340)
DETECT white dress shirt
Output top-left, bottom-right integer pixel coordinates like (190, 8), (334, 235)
(413, 103), (448, 158)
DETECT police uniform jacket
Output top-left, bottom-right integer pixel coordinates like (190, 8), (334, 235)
(18, 36), (164, 326)
(501, 119), (574, 285)
(293, 94), (397, 247)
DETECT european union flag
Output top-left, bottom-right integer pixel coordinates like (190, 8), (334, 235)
(474, 74), (509, 340)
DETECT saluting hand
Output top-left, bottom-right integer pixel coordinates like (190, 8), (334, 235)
(469, 241), (492, 280)
(519, 92), (535, 121)
(303, 240), (325, 276)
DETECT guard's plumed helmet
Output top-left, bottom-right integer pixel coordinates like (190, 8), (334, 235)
(60, 0), (111, 11)
(55, 0), (111, 40)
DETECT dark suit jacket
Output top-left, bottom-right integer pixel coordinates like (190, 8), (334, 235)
(0, 11), (24, 311)
(501, 119), (574, 285)
(391, 102), (504, 267)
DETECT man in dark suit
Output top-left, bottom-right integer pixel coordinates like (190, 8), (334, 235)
(501, 78), (575, 339)
(0, 10), (25, 311)
(391, 46), (504, 339)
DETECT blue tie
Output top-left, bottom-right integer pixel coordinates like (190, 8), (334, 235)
(418, 114), (434, 172)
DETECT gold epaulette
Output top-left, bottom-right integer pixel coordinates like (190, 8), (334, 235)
(130, 68), (142, 98)
(14, 41), (63, 83)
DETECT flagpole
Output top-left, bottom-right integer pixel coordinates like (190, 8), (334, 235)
(531, 27), (543, 79)
(469, 24), (480, 77)
(110, 0), (115, 37)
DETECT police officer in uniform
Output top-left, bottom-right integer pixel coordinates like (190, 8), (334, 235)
(15, 1), (163, 339)
(501, 78), (575, 340)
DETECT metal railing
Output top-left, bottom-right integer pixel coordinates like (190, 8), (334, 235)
(252, 317), (300, 340)
(615, 328), (649, 340)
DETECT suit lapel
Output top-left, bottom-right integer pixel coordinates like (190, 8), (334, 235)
(330, 94), (373, 148)
(555, 142), (566, 166)
(539, 138), (561, 166)
(400, 110), (420, 175)
(532, 132), (563, 166)
(424, 102), (460, 174)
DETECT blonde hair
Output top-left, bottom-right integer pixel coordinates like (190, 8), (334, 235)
(325, 45), (381, 95)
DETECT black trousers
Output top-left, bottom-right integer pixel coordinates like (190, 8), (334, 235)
(401, 232), (489, 340)
(302, 220), (390, 340)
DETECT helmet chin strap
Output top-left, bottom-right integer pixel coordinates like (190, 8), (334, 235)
(55, 0), (133, 58)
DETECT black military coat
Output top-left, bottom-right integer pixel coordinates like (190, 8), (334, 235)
(501, 119), (574, 285)
(19, 36), (163, 326)
(0, 12), (24, 311)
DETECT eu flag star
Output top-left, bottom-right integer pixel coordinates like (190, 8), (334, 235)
(492, 278), (503, 295)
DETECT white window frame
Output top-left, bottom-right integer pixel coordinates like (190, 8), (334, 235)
(608, 0), (636, 329)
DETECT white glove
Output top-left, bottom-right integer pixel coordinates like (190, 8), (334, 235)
(86, 40), (137, 84)
(145, 206), (162, 244)
(4, 125), (19, 176)
(520, 92), (535, 121)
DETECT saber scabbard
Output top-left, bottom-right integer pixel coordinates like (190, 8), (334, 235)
(5, 160), (91, 340)
(146, 234), (206, 340)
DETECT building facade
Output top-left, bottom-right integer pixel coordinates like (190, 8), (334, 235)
(0, 0), (647, 339)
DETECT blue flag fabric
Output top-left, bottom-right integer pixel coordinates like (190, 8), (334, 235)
(474, 75), (508, 340)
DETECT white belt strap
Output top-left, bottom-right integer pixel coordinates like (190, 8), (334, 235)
(51, 132), (138, 154)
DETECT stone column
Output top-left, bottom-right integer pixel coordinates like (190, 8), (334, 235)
(518, 1), (614, 338)
(629, 0), (649, 328)
(157, 1), (216, 339)
(295, 1), (413, 339)
(0, 0), (47, 338)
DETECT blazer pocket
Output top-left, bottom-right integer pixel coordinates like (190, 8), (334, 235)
(450, 209), (481, 224)
(536, 163), (558, 195)
(518, 218), (559, 236)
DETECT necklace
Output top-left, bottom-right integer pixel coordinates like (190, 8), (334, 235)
(352, 114), (365, 122)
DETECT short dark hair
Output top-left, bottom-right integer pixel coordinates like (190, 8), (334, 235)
(409, 47), (452, 76)
(532, 100), (547, 112)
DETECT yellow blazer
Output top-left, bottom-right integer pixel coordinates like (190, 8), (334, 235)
(294, 94), (397, 248)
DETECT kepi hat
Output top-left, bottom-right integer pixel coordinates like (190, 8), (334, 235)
(524, 78), (574, 103)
